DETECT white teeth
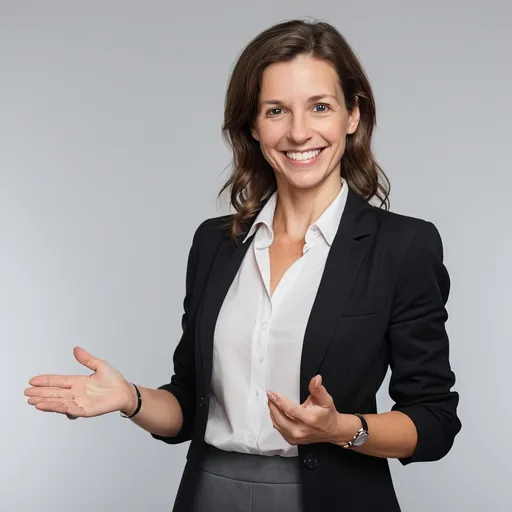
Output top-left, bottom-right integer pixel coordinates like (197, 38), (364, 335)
(286, 148), (322, 161)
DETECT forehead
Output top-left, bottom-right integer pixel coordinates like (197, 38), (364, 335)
(259, 55), (341, 101)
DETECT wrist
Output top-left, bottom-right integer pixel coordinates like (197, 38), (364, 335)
(120, 382), (138, 416)
(333, 412), (363, 446)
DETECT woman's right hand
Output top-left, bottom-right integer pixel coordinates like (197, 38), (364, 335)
(25, 346), (135, 419)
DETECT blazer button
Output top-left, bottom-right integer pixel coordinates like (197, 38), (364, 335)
(303, 456), (319, 470)
(199, 396), (205, 408)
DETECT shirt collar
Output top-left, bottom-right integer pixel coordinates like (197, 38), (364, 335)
(310, 178), (348, 246)
(242, 178), (349, 247)
(243, 191), (277, 245)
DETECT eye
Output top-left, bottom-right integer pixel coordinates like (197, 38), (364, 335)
(266, 108), (284, 116)
(313, 104), (330, 113)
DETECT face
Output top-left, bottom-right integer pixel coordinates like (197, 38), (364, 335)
(251, 54), (360, 194)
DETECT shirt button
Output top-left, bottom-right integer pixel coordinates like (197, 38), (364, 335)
(261, 321), (268, 330)
(254, 390), (260, 400)
(258, 356), (264, 364)
(248, 434), (255, 445)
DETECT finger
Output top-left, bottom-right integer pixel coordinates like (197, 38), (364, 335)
(309, 375), (322, 390)
(28, 375), (73, 388)
(268, 401), (291, 438)
(25, 387), (74, 399)
(308, 375), (334, 408)
(269, 409), (289, 439)
(27, 399), (82, 420)
(268, 400), (300, 434)
(301, 395), (314, 408)
(34, 400), (86, 417)
(73, 346), (103, 372)
(27, 396), (70, 405)
(272, 401), (323, 446)
(269, 401), (310, 445)
(267, 392), (310, 424)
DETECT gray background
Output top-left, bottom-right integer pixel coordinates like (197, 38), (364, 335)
(2, 1), (510, 511)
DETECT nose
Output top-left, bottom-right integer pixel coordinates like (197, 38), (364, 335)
(288, 112), (313, 144)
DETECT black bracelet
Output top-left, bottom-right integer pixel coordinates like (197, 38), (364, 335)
(120, 383), (142, 418)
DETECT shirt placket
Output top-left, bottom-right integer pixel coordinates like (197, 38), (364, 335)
(245, 239), (272, 451)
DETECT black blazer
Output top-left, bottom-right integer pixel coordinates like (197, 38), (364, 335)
(151, 187), (461, 512)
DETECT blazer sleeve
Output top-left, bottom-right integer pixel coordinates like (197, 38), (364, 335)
(387, 220), (462, 465)
(150, 219), (207, 444)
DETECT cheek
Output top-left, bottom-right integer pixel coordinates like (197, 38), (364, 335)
(258, 123), (285, 150)
(325, 121), (347, 144)
(315, 112), (349, 143)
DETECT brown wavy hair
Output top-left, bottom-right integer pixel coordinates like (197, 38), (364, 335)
(218, 19), (390, 239)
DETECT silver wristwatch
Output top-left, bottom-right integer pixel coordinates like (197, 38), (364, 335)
(345, 413), (369, 448)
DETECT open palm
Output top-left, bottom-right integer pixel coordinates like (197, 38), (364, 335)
(25, 346), (132, 419)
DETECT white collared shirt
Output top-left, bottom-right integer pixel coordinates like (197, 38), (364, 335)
(204, 179), (349, 457)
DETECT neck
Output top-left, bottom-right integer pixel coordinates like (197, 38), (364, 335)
(272, 177), (343, 242)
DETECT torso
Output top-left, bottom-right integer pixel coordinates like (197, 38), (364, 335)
(269, 235), (305, 296)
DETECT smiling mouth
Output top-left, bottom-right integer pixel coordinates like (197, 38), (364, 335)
(283, 147), (325, 164)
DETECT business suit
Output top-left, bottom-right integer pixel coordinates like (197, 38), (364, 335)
(151, 187), (461, 512)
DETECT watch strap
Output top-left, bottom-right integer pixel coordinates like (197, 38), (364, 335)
(344, 413), (369, 448)
(354, 412), (368, 432)
(120, 383), (142, 418)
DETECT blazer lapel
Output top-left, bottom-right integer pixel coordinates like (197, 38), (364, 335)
(299, 188), (377, 402)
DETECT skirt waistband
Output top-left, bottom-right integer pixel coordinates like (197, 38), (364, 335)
(200, 443), (303, 484)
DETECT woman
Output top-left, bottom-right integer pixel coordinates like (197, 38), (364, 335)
(25, 19), (461, 512)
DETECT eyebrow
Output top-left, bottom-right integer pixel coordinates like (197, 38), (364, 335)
(260, 94), (339, 106)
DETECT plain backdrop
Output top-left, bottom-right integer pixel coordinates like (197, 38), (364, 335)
(1, 1), (510, 511)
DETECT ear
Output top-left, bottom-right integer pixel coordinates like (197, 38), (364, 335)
(251, 125), (260, 141)
(346, 98), (360, 135)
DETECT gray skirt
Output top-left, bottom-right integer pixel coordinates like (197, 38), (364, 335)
(190, 443), (306, 512)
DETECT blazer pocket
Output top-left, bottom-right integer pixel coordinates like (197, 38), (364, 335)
(342, 296), (387, 317)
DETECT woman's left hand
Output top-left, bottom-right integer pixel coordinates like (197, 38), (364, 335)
(267, 375), (343, 445)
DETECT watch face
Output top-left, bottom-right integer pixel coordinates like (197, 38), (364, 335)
(352, 431), (369, 447)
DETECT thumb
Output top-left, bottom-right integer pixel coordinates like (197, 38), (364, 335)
(308, 375), (333, 406)
(73, 346), (102, 373)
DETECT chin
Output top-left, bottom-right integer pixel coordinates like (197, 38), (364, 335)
(284, 173), (329, 191)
